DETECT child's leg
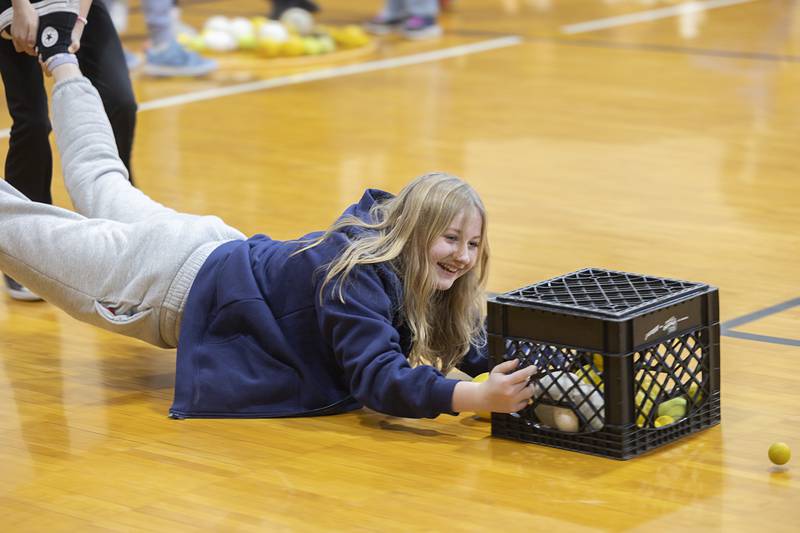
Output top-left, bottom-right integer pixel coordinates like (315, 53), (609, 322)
(406, 0), (439, 17)
(76, 0), (138, 182)
(51, 74), (175, 223)
(364, 0), (408, 35)
(0, 179), (241, 348)
(0, 67), (244, 347)
(384, 0), (408, 18)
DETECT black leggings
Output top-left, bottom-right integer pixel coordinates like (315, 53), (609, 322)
(0, 0), (137, 203)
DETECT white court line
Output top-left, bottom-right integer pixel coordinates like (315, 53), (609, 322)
(0, 36), (522, 140)
(561, 0), (757, 35)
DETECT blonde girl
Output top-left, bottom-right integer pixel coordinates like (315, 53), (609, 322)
(0, 43), (536, 422)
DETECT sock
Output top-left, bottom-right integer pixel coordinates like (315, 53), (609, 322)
(45, 52), (78, 74)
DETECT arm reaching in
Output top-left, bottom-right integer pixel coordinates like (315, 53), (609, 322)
(68, 0), (91, 53)
(452, 358), (537, 415)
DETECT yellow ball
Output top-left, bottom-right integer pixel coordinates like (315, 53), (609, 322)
(687, 382), (704, 405)
(769, 442), (791, 465)
(654, 415), (674, 428)
(577, 364), (603, 388)
(339, 25), (369, 47)
(302, 37), (322, 55)
(186, 35), (206, 52)
(257, 38), (282, 57)
(472, 372), (491, 420)
(251, 16), (269, 29)
(281, 36), (305, 56)
(238, 34), (257, 50)
(592, 353), (604, 373)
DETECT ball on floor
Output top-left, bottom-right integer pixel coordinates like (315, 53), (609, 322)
(769, 442), (791, 466)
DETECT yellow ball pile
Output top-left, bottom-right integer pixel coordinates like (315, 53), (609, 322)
(180, 16), (371, 59)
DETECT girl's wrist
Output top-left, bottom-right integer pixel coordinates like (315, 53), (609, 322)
(452, 380), (482, 413)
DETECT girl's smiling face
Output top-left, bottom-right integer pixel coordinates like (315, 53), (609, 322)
(428, 208), (483, 290)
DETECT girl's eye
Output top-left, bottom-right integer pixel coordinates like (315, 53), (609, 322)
(445, 235), (458, 242)
(469, 242), (479, 249)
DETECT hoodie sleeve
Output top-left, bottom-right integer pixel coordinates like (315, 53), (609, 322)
(315, 264), (460, 418)
(457, 343), (490, 377)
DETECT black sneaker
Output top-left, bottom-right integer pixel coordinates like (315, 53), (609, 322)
(364, 13), (408, 36)
(3, 275), (43, 302)
(0, 0), (79, 61)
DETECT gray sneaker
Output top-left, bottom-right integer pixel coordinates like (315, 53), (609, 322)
(143, 39), (217, 78)
(4, 275), (43, 302)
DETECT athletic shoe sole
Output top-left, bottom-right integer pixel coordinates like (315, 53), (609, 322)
(0, 0), (80, 35)
(403, 25), (443, 40)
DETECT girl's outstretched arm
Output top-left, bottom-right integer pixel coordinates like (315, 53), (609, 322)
(452, 358), (537, 414)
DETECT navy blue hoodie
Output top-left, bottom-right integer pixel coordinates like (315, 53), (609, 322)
(169, 189), (488, 419)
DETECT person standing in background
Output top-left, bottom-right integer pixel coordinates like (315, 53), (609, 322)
(101, 0), (216, 77)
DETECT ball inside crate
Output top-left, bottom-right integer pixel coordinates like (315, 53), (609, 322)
(487, 267), (721, 460)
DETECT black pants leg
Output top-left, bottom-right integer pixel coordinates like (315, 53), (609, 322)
(1, 1), (137, 198)
(0, 37), (53, 203)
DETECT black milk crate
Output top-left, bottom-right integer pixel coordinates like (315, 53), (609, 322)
(487, 267), (721, 460)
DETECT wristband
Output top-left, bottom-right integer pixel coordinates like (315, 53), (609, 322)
(76, 15), (88, 25)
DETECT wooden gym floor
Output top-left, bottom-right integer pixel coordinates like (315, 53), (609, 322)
(1, 0), (799, 530)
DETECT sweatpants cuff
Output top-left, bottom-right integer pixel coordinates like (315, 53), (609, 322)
(159, 240), (228, 348)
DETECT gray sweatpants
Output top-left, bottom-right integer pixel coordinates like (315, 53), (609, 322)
(0, 77), (245, 348)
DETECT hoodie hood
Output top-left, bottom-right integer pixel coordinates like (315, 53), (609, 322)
(336, 188), (394, 239)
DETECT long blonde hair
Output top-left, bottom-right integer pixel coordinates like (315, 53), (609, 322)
(298, 172), (489, 372)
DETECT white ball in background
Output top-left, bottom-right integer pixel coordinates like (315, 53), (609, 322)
(280, 7), (314, 35)
(204, 15), (231, 35)
(203, 30), (237, 52)
(229, 17), (255, 40)
(258, 21), (290, 43)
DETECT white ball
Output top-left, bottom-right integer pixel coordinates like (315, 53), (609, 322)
(229, 17), (255, 40)
(552, 407), (580, 433)
(280, 7), (314, 35)
(203, 30), (237, 52)
(258, 21), (289, 43)
(204, 15), (231, 34)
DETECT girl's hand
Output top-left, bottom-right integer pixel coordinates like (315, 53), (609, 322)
(452, 359), (538, 415)
(478, 358), (538, 414)
(10, 0), (38, 55)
